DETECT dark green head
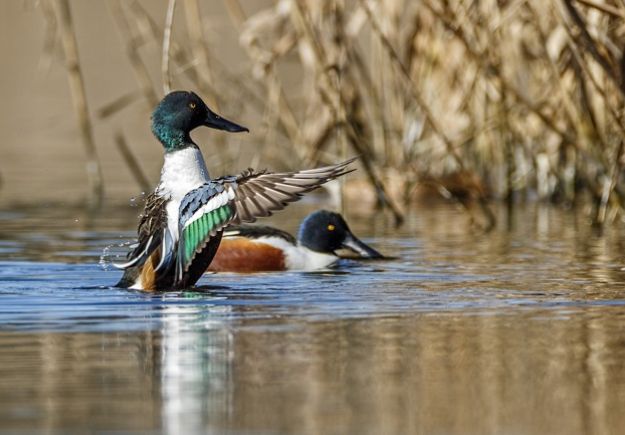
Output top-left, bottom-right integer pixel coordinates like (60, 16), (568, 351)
(297, 210), (383, 258)
(151, 91), (248, 152)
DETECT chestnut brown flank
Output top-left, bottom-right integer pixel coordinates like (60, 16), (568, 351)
(139, 250), (160, 290)
(209, 239), (286, 272)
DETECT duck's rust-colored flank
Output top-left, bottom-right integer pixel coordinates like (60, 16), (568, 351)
(208, 239), (286, 272)
(139, 251), (160, 291)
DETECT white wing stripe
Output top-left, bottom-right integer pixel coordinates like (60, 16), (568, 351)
(226, 185), (236, 200)
(184, 191), (230, 228)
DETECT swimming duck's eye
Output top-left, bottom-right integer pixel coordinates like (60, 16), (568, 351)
(189, 102), (196, 109)
(327, 224), (335, 231)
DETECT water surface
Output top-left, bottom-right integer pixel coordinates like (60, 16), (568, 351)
(1, 202), (625, 434)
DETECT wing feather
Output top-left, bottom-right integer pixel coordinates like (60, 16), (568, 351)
(218, 157), (357, 224)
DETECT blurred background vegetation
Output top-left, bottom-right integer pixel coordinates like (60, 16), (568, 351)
(1, 0), (625, 229)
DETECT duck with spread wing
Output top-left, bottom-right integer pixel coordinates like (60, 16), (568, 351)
(115, 91), (355, 290)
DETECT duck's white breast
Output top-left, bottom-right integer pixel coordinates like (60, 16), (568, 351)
(251, 237), (337, 270)
(157, 147), (211, 239)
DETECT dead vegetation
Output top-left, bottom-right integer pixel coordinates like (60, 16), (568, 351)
(40, 0), (625, 229)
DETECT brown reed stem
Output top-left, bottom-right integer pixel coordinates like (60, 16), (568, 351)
(333, 0), (348, 214)
(184, 0), (220, 108)
(575, 0), (625, 18)
(562, 0), (623, 96)
(38, 0), (57, 73)
(290, 0), (405, 225)
(97, 91), (141, 120)
(162, 0), (178, 94)
(361, 0), (495, 230)
(222, 0), (246, 30)
(109, 0), (159, 109)
(114, 131), (152, 194)
(596, 140), (624, 225)
(425, 1), (573, 144)
(53, 0), (104, 207)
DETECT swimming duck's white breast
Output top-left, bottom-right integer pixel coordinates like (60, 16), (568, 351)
(294, 246), (337, 270)
(251, 237), (337, 270)
(157, 147), (211, 239)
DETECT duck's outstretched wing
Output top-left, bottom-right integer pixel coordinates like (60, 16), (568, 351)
(175, 158), (356, 277)
(218, 157), (356, 224)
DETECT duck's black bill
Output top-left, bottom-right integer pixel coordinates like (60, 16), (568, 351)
(341, 233), (384, 259)
(204, 110), (249, 133)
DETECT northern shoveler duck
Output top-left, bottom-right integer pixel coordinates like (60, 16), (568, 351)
(115, 91), (355, 290)
(208, 210), (383, 272)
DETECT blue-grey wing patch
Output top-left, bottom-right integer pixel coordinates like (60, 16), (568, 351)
(176, 182), (236, 278)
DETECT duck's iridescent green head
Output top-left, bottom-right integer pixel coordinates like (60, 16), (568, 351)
(151, 91), (248, 152)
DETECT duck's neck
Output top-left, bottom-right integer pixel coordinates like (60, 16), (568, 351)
(152, 121), (191, 152)
(157, 145), (210, 200)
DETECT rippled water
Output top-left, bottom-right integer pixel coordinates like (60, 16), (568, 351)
(1, 202), (625, 434)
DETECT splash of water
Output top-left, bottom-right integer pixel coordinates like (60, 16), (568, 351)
(100, 193), (146, 270)
(99, 239), (137, 271)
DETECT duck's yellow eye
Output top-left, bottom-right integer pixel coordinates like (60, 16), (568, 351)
(189, 102), (196, 109)
(327, 224), (335, 231)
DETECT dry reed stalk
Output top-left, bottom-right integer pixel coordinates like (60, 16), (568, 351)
(127, 2), (264, 137)
(38, 0), (58, 73)
(360, 0), (494, 229)
(108, 0), (159, 110)
(97, 91), (141, 120)
(184, 0), (219, 108)
(133, 0), (305, 166)
(223, 0), (247, 30)
(237, 2), (310, 161)
(114, 131), (152, 194)
(40, 0), (625, 227)
(560, 22), (625, 221)
(561, 0), (623, 96)
(290, 0), (406, 224)
(597, 139), (624, 225)
(183, 0), (233, 166)
(127, 1), (205, 92)
(332, 0), (348, 214)
(125, 0), (243, 173)
(575, 0), (625, 18)
(162, 0), (178, 94)
(53, 0), (103, 207)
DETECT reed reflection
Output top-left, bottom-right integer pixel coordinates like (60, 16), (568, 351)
(211, 309), (625, 435)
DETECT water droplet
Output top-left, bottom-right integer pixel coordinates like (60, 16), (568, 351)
(100, 240), (136, 271)
(99, 245), (112, 271)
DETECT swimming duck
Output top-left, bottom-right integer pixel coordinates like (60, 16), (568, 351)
(115, 91), (355, 290)
(208, 210), (383, 272)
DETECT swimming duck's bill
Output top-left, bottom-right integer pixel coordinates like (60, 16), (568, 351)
(204, 108), (249, 133)
(340, 232), (384, 259)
